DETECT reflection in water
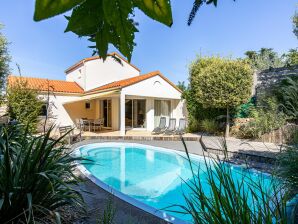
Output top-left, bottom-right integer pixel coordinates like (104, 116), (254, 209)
(146, 150), (155, 162)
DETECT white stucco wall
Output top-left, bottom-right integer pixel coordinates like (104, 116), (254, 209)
(84, 57), (140, 91)
(145, 98), (155, 131)
(111, 97), (120, 130)
(65, 55), (140, 91)
(171, 99), (187, 121)
(65, 65), (85, 89)
(121, 75), (181, 99)
(39, 94), (81, 127)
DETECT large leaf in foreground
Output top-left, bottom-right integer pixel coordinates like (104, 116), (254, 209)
(133, 0), (173, 26)
(34, 0), (84, 21)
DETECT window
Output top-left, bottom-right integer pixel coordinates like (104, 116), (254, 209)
(85, 102), (91, 109)
(40, 104), (47, 117)
(154, 100), (171, 127)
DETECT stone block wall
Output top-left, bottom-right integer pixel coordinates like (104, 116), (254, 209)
(254, 65), (298, 96)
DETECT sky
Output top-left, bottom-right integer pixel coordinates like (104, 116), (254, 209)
(0, 0), (297, 84)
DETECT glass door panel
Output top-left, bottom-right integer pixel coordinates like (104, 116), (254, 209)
(125, 99), (146, 129)
(107, 100), (112, 127)
(103, 100), (108, 127)
(133, 100), (146, 128)
(125, 100), (132, 128)
(103, 99), (112, 128)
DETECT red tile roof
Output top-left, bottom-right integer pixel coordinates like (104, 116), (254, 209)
(8, 71), (182, 95)
(86, 71), (182, 94)
(7, 76), (84, 94)
(65, 52), (140, 74)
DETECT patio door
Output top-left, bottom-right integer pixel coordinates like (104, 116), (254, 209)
(125, 99), (146, 129)
(102, 99), (112, 128)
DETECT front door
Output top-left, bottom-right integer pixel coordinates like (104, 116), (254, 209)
(102, 99), (112, 128)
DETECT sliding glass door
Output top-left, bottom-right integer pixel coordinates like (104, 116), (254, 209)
(125, 99), (146, 129)
(154, 100), (171, 127)
(125, 100), (133, 128)
(102, 99), (112, 128)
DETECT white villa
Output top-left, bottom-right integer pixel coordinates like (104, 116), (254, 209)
(8, 52), (186, 135)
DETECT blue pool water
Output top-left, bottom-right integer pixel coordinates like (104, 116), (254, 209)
(77, 143), (273, 223)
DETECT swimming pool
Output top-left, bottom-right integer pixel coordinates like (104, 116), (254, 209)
(75, 142), (273, 223)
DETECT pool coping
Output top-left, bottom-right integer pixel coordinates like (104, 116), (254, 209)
(82, 135), (200, 142)
(74, 142), (272, 224)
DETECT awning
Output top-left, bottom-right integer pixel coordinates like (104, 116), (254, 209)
(62, 90), (120, 105)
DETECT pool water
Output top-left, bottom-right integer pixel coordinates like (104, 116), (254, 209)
(77, 143), (273, 223)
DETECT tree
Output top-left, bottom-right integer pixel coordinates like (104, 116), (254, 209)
(189, 56), (253, 137)
(293, 11), (298, 38)
(177, 81), (187, 92)
(33, 0), (229, 61)
(283, 48), (298, 66)
(244, 48), (284, 71)
(7, 78), (43, 132)
(0, 24), (10, 99)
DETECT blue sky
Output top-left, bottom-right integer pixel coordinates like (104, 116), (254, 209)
(0, 0), (297, 84)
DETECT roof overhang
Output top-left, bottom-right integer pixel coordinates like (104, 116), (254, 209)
(62, 90), (120, 105)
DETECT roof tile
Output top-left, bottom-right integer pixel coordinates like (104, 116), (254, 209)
(8, 71), (181, 95)
(7, 76), (84, 94)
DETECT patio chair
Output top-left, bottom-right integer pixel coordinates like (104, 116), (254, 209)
(59, 125), (81, 144)
(175, 118), (186, 135)
(164, 118), (176, 135)
(92, 118), (104, 132)
(152, 117), (167, 134)
(75, 118), (80, 129)
(79, 118), (90, 132)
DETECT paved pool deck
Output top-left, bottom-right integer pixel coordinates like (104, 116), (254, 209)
(70, 137), (281, 224)
(74, 135), (282, 159)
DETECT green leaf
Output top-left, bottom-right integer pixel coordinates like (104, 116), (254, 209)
(133, 0), (173, 26)
(0, 199), (4, 210)
(65, 0), (103, 36)
(95, 29), (109, 60)
(34, 0), (85, 21)
(103, 0), (138, 61)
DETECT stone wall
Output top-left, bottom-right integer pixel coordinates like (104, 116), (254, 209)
(259, 124), (298, 144)
(254, 65), (298, 96)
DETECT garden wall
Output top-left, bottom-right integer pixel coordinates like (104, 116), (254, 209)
(259, 124), (298, 144)
(255, 65), (298, 96)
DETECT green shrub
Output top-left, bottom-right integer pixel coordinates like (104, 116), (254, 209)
(186, 115), (200, 133)
(188, 56), (253, 137)
(7, 78), (44, 132)
(238, 97), (287, 138)
(97, 197), (116, 224)
(184, 88), (226, 132)
(0, 124), (84, 223)
(277, 77), (298, 121)
(276, 141), (298, 198)
(201, 119), (219, 134)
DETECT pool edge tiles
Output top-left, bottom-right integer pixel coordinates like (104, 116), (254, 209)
(75, 142), (192, 224)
